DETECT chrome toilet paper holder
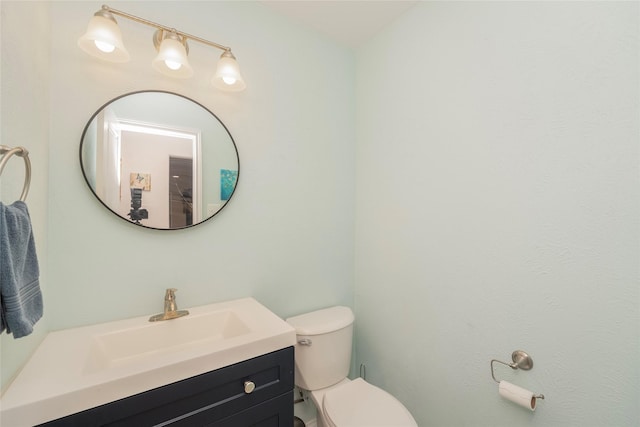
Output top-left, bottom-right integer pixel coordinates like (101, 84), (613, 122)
(491, 350), (544, 400)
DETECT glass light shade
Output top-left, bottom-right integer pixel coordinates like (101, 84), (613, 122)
(212, 51), (246, 92)
(77, 14), (130, 63)
(152, 35), (193, 79)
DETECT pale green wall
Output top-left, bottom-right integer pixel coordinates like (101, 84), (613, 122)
(354, 2), (639, 426)
(2, 2), (638, 426)
(45, 0), (355, 331)
(1, 0), (355, 390)
(0, 1), (50, 391)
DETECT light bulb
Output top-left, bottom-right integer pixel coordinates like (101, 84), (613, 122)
(78, 11), (129, 63)
(165, 60), (182, 71)
(94, 40), (116, 53)
(212, 50), (246, 91)
(152, 31), (193, 78)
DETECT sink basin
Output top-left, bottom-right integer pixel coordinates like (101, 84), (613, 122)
(0, 297), (296, 426)
(85, 309), (251, 373)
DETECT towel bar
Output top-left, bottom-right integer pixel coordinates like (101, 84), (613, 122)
(0, 145), (31, 202)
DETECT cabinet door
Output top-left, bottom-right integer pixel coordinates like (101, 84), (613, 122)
(37, 347), (294, 427)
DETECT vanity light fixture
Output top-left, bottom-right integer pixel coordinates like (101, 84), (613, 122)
(78, 4), (246, 91)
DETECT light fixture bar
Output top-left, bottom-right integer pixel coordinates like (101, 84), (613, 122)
(79, 5), (246, 91)
(100, 4), (231, 53)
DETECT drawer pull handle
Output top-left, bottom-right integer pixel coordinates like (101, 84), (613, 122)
(244, 381), (256, 394)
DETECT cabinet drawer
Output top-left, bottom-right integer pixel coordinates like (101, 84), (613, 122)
(196, 391), (293, 427)
(38, 347), (294, 427)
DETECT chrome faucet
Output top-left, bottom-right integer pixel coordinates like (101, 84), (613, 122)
(149, 288), (190, 322)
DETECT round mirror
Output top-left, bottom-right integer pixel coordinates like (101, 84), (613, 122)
(80, 91), (239, 230)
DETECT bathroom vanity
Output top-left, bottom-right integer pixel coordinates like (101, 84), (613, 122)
(38, 347), (294, 426)
(0, 298), (296, 426)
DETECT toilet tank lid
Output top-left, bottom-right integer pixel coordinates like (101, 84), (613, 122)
(286, 306), (354, 335)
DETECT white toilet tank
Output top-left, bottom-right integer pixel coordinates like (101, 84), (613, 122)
(286, 306), (355, 391)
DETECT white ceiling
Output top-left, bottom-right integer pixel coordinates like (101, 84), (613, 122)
(260, 1), (419, 49)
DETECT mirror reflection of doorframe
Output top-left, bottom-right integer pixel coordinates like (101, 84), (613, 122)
(105, 118), (202, 229)
(169, 156), (194, 228)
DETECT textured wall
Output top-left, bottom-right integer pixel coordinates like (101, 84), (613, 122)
(3, 3), (638, 426)
(0, 1), (51, 391)
(45, 1), (355, 331)
(2, 0), (356, 389)
(354, 2), (639, 426)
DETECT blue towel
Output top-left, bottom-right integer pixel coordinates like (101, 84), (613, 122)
(0, 201), (42, 338)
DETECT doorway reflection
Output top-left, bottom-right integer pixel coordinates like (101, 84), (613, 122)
(169, 157), (194, 228)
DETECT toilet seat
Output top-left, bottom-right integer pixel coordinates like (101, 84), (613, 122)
(322, 378), (417, 427)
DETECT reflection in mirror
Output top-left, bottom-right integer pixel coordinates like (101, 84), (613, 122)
(80, 91), (239, 230)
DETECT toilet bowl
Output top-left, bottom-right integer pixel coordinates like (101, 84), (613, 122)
(286, 306), (417, 427)
(312, 378), (417, 427)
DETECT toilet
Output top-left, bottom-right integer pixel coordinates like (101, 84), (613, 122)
(286, 306), (417, 427)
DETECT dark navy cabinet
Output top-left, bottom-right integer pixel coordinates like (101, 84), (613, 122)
(37, 347), (294, 427)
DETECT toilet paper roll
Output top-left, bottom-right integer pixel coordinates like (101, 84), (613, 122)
(498, 381), (538, 411)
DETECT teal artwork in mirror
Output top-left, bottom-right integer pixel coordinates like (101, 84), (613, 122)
(220, 169), (238, 201)
(80, 91), (239, 230)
